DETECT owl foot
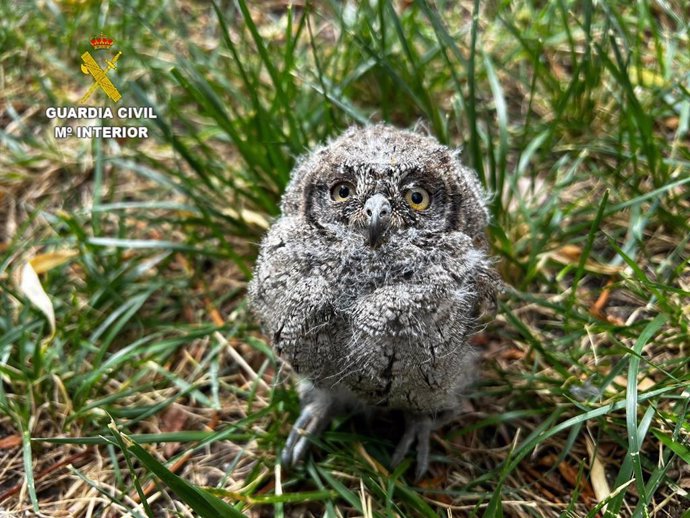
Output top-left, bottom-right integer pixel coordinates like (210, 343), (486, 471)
(390, 414), (433, 481)
(281, 397), (333, 467)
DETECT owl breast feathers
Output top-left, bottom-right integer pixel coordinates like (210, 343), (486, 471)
(249, 124), (500, 476)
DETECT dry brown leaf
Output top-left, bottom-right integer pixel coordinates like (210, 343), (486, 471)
(17, 261), (55, 337)
(591, 280), (614, 320)
(0, 435), (22, 449)
(222, 207), (270, 229)
(500, 348), (525, 361)
(161, 404), (188, 433)
(29, 250), (79, 274)
(545, 246), (624, 275)
(418, 468), (451, 496)
(556, 244), (582, 261)
(586, 436), (611, 513)
(606, 315), (626, 326)
(161, 404), (188, 457)
(554, 456), (596, 502)
(664, 116), (679, 130)
(469, 334), (489, 347)
(523, 464), (562, 501)
(204, 296), (224, 326)
(609, 375), (656, 394)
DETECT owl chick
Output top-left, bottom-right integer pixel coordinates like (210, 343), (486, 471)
(249, 125), (500, 479)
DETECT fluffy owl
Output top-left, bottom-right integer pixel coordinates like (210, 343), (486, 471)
(249, 124), (500, 479)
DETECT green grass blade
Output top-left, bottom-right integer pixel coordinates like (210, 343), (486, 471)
(109, 425), (245, 518)
(21, 426), (39, 513)
(625, 314), (667, 511)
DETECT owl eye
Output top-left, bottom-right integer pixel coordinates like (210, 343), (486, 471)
(331, 181), (355, 202)
(404, 187), (431, 211)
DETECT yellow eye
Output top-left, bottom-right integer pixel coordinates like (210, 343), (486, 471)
(404, 187), (431, 211)
(331, 182), (355, 202)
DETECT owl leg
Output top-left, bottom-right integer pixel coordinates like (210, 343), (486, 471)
(281, 385), (334, 467)
(390, 413), (433, 480)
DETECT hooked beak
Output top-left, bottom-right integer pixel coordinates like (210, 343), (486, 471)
(364, 194), (392, 247)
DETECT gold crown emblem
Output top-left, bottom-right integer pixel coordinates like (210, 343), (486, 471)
(90, 33), (114, 50)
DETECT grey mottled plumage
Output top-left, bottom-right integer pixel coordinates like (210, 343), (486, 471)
(249, 125), (500, 478)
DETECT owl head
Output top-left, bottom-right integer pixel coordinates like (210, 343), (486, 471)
(281, 125), (489, 247)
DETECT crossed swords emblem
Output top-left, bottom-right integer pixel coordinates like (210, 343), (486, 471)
(79, 50), (122, 104)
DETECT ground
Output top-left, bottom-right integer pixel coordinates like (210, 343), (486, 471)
(0, 1), (689, 517)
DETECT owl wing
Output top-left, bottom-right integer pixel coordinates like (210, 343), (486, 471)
(248, 217), (338, 377)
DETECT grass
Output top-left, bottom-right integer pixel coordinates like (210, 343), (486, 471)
(1, 0), (689, 516)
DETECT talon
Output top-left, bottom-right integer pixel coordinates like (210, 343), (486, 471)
(281, 399), (333, 467)
(390, 414), (433, 480)
(414, 422), (431, 481)
(391, 423), (416, 467)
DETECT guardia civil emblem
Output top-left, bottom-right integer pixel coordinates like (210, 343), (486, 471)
(79, 33), (122, 104)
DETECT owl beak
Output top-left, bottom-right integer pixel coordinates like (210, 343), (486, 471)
(364, 194), (392, 247)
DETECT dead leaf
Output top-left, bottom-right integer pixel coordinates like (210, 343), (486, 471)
(591, 280), (614, 320)
(522, 464), (562, 501)
(500, 348), (525, 361)
(0, 435), (22, 449)
(204, 296), (224, 326)
(545, 246), (624, 275)
(161, 404), (188, 433)
(663, 117), (679, 131)
(557, 458), (596, 501)
(222, 207), (270, 229)
(469, 334), (489, 347)
(29, 250), (79, 274)
(610, 375), (656, 394)
(18, 261), (55, 337)
(161, 404), (188, 457)
(556, 244), (582, 262)
(586, 436), (611, 513)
